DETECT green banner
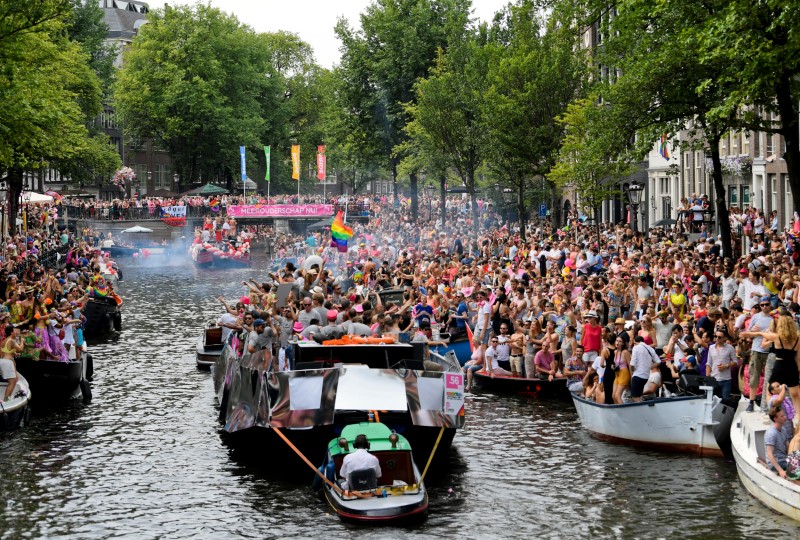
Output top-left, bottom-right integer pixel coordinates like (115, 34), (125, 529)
(264, 145), (271, 182)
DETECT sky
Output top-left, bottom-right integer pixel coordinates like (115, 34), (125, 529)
(144, 0), (510, 68)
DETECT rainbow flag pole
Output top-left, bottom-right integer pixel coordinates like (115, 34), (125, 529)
(330, 210), (353, 253)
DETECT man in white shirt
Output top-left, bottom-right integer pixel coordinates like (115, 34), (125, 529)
(739, 271), (766, 311)
(630, 336), (660, 402)
(721, 270), (738, 309)
(339, 434), (382, 490)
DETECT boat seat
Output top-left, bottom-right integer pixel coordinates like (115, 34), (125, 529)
(680, 374), (717, 395)
(348, 468), (378, 491)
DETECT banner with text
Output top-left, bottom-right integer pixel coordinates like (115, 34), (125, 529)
(291, 145), (300, 180)
(159, 205), (187, 226)
(227, 204), (334, 218)
(316, 145), (326, 181)
(239, 146), (247, 181)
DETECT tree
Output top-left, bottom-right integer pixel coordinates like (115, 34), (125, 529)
(482, 1), (588, 235)
(334, 0), (471, 218)
(0, 17), (106, 232)
(701, 0), (800, 216)
(549, 97), (633, 239)
(114, 4), (282, 188)
(404, 34), (488, 230)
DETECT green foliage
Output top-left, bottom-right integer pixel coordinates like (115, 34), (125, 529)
(66, 0), (116, 98)
(114, 4), (284, 187)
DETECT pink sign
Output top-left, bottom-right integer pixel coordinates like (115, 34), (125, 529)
(226, 204), (334, 218)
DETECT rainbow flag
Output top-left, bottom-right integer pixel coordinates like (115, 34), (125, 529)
(659, 133), (670, 159)
(330, 211), (353, 253)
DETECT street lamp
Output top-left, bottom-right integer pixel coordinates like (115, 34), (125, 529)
(625, 181), (644, 231)
(173, 173), (180, 193)
(146, 170), (152, 198)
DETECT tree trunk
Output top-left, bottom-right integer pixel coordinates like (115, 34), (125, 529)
(776, 74), (800, 218)
(518, 179), (527, 242)
(7, 167), (23, 236)
(594, 202), (601, 242)
(439, 172), (446, 230)
(548, 180), (562, 229)
(409, 171), (418, 220)
(468, 167), (478, 232)
(391, 161), (398, 205)
(708, 137), (734, 259)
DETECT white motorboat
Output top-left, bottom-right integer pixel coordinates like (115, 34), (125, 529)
(0, 373), (32, 430)
(730, 400), (800, 521)
(571, 384), (735, 457)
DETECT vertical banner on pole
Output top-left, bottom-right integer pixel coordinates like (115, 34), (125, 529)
(263, 145), (271, 182)
(239, 146), (247, 197)
(291, 145), (300, 180)
(316, 145), (326, 181)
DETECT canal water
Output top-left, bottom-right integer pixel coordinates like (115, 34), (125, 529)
(0, 252), (797, 539)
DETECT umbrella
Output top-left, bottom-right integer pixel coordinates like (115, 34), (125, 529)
(122, 226), (153, 233)
(306, 219), (333, 232)
(651, 218), (677, 228)
(21, 191), (53, 203)
(181, 183), (229, 196)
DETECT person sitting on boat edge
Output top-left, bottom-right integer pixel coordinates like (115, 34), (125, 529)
(463, 336), (484, 391)
(1, 325), (24, 401)
(565, 344), (587, 392)
(534, 340), (563, 382)
(339, 434), (382, 491)
(411, 321), (446, 372)
(765, 404), (793, 479)
(642, 361), (663, 397)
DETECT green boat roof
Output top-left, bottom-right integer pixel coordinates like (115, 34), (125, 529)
(328, 422), (412, 456)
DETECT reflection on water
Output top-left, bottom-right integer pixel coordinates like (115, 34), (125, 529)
(0, 253), (796, 539)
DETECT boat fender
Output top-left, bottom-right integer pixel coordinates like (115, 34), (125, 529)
(113, 312), (122, 332)
(80, 379), (92, 403)
(85, 354), (94, 382)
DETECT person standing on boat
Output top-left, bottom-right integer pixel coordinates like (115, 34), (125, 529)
(0, 325), (23, 401)
(245, 318), (277, 371)
(764, 404), (792, 478)
(630, 336), (660, 402)
(741, 296), (776, 412)
(705, 331), (737, 399)
(581, 311), (602, 365)
(339, 434), (382, 490)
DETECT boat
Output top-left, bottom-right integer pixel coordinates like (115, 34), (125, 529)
(0, 373), (32, 431)
(82, 295), (123, 338)
(473, 370), (572, 400)
(212, 337), (465, 471)
(99, 239), (139, 258)
(571, 377), (736, 457)
(433, 333), (471, 366)
(196, 322), (224, 369)
(730, 400), (800, 521)
(190, 244), (213, 268)
(314, 421), (429, 523)
(190, 241), (251, 269)
(15, 344), (93, 403)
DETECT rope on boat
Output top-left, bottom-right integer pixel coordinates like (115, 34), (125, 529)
(415, 426), (444, 489)
(272, 427), (344, 496)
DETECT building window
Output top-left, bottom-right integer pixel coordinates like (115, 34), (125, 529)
(742, 185), (750, 205)
(728, 186), (738, 206)
(785, 177), (792, 226)
(731, 131), (738, 155)
(754, 131), (761, 157)
(660, 177), (669, 193)
(742, 131), (749, 155)
(767, 133), (774, 155)
(769, 173), (777, 213)
(154, 164), (171, 188)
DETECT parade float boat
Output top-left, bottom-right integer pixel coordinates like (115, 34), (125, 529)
(571, 377), (736, 457)
(15, 344), (93, 402)
(313, 421), (428, 524)
(213, 337), (465, 471)
(0, 373), (32, 431)
(196, 322), (224, 369)
(730, 400), (800, 521)
(190, 241), (251, 269)
(472, 370), (572, 400)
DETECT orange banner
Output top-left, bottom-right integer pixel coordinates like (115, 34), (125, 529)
(291, 145), (300, 180)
